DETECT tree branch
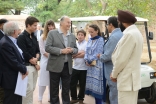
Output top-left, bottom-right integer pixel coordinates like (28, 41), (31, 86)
(10, 9), (15, 15)
(100, 0), (107, 14)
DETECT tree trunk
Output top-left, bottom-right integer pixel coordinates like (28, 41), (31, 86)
(15, 10), (21, 15)
(58, 0), (61, 4)
(100, 0), (107, 14)
(86, 0), (91, 8)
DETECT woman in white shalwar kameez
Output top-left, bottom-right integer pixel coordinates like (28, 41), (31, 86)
(38, 20), (56, 104)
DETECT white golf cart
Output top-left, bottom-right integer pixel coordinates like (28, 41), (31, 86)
(67, 16), (155, 103)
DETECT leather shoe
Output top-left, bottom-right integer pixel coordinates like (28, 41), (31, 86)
(79, 100), (84, 104)
(70, 100), (78, 104)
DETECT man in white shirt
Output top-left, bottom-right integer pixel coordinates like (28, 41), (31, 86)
(70, 29), (87, 104)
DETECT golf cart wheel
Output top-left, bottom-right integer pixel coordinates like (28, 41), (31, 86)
(145, 82), (156, 103)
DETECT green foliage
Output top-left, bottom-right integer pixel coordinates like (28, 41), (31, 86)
(0, 0), (24, 14)
(0, 0), (156, 22)
(104, 0), (154, 18)
(0, 0), (40, 14)
(31, 0), (156, 22)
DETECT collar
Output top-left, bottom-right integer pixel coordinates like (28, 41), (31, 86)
(111, 28), (120, 34)
(0, 30), (4, 34)
(78, 40), (85, 44)
(58, 28), (70, 36)
(90, 36), (101, 40)
(123, 24), (136, 34)
(8, 36), (17, 44)
(24, 30), (35, 37)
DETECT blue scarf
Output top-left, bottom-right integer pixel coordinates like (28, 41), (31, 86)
(90, 36), (101, 40)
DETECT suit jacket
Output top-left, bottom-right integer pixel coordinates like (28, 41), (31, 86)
(0, 30), (4, 40)
(0, 35), (27, 89)
(45, 29), (78, 74)
(100, 28), (123, 80)
(111, 25), (143, 91)
(0, 30), (4, 84)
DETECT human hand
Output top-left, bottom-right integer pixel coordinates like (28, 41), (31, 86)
(72, 55), (76, 59)
(110, 73), (117, 82)
(61, 48), (71, 54)
(97, 54), (101, 59)
(86, 62), (90, 66)
(44, 53), (49, 58)
(29, 57), (38, 65)
(35, 64), (40, 71)
(66, 47), (73, 53)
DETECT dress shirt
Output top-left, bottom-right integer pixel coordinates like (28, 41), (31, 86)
(17, 30), (40, 63)
(58, 28), (70, 62)
(8, 36), (23, 58)
(73, 40), (87, 70)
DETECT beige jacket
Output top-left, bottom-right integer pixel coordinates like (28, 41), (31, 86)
(112, 25), (143, 91)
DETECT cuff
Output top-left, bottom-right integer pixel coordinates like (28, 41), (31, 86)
(60, 49), (62, 54)
(111, 70), (117, 78)
(87, 60), (92, 64)
(21, 66), (27, 75)
(71, 48), (74, 54)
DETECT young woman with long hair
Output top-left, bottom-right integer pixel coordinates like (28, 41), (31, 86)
(38, 20), (56, 104)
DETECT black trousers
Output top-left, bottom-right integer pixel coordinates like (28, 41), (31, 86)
(49, 62), (71, 104)
(3, 89), (22, 104)
(0, 87), (4, 104)
(70, 69), (87, 100)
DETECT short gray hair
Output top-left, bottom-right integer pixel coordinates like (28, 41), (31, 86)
(60, 16), (70, 27)
(60, 16), (69, 22)
(3, 21), (19, 36)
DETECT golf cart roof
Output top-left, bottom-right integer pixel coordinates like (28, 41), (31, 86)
(67, 16), (148, 22)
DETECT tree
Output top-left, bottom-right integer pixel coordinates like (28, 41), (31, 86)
(104, 0), (156, 21)
(1, 0), (155, 22)
(31, 0), (107, 22)
(31, 0), (156, 22)
(0, 0), (39, 15)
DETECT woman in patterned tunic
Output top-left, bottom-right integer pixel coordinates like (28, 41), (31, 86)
(84, 24), (106, 104)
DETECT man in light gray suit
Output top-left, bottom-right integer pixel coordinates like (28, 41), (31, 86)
(45, 16), (78, 104)
(97, 16), (123, 104)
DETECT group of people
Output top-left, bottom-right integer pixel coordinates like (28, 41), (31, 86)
(0, 9), (143, 104)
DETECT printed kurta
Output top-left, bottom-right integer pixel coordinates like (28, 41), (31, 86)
(84, 37), (106, 99)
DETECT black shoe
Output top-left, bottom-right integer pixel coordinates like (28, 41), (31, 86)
(70, 100), (78, 104)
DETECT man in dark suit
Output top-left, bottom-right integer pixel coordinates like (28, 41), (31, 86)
(0, 19), (8, 40)
(0, 21), (28, 104)
(0, 18), (8, 104)
(45, 16), (78, 104)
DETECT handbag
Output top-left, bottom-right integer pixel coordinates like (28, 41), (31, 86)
(90, 60), (96, 66)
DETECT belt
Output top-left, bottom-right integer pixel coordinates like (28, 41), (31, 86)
(25, 63), (34, 66)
